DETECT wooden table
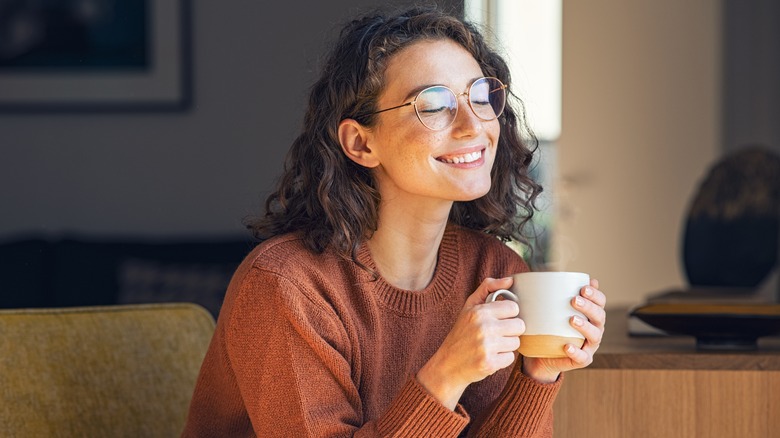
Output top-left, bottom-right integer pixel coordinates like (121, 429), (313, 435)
(552, 308), (780, 438)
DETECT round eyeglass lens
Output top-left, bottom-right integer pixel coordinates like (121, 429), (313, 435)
(469, 77), (506, 121)
(415, 87), (458, 130)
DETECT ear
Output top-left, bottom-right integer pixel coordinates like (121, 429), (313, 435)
(338, 119), (380, 168)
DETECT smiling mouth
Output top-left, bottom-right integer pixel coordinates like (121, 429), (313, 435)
(436, 149), (484, 164)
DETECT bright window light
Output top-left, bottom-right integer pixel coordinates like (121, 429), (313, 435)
(465, 0), (562, 141)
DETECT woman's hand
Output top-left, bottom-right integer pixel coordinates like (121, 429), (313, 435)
(417, 277), (526, 410)
(522, 278), (607, 383)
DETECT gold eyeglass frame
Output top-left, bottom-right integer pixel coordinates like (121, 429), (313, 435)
(363, 76), (508, 131)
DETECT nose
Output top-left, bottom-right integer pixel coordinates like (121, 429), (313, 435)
(450, 93), (482, 137)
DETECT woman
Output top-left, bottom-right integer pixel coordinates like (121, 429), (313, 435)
(183, 6), (606, 437)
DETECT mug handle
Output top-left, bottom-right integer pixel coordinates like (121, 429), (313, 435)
(485, 289), (518, 304)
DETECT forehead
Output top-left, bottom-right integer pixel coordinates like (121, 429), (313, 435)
(380, 39), (484, 98)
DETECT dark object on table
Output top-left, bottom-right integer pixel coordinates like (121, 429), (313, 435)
(630, 302), (780, 350)
(683, 145), (779, 288)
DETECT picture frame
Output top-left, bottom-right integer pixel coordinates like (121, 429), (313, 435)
(0, 0), (191, 111)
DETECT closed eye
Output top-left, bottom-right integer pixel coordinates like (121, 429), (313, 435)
(419, 105), (451, 114)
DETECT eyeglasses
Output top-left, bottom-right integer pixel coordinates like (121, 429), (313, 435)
(363, 77), (507, 131)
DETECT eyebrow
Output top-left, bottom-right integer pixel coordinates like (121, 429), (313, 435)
(400, 83), (436, 102)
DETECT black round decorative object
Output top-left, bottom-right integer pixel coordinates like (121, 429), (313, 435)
(682, 145), (780, 288)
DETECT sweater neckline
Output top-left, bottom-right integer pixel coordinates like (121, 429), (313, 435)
(356, 224), (461, 316)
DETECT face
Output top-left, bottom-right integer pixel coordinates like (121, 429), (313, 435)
(363, 39), (501, 208)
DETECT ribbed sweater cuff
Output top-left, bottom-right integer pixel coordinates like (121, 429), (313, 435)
(376, 377), (469, 437)
(473, 366), (563, 437)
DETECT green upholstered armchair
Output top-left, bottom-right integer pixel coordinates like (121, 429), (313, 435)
(0, 303), (215, 437)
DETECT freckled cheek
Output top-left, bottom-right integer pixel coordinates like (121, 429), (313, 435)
(398, 131), (445, 160)
(422, 132), (449, 157)
(488, 121), (501, 145)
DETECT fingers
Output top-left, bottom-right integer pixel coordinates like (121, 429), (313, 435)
(564, 315), (600, 367)
(582, 281), (607, 308)
(484, 299), (520, 320)
(471, 300), (525, 351)
(470, 300), (524, 335)
(465, 276), (514, 307)
(572, 294), (606, 329)
(564, 342), (593, 366)
(483, 276), (513, 293)
(570, 314), (601, 349)
(493, 351), (517, 371)
(574, 281), (606, 333)
(571, 294), (604, 350)
(486, 319), (522, 361)
(502, 315), (525, 337)
(567, 281), (606, 367)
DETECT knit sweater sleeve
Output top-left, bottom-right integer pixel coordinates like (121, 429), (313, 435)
(465, 359), (562, 437)
(225, 266), (470, 437)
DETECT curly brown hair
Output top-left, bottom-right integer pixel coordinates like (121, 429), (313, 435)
(246, 6), (543, 261)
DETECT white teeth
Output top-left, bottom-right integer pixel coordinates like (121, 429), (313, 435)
(440, 150), (482, 164)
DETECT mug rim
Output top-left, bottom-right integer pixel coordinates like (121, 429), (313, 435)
(516, 271), (589, 277)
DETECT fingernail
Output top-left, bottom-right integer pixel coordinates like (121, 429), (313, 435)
(572, 316), (584, 327)
(566, 345), (576, 354)
(584, 287), (593, 297)
(575, 296), (585, 307)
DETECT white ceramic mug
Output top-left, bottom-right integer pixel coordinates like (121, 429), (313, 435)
(486, 272), (589, 358)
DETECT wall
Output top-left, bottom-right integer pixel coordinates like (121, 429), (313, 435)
(0, 0), (460, 239)
(553, 0), (721, 307)
(723, 0), (780, 153)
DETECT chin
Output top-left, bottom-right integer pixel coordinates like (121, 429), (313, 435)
(454, 184), (492, 202)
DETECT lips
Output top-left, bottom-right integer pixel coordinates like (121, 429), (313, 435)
(436, 148), (484, 164)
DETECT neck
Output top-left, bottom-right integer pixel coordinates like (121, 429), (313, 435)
(367, 199), (452, 291)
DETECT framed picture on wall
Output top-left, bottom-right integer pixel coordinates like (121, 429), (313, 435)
(0, 0), (191, 111)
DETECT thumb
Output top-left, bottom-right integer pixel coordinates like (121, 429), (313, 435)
(465, 276), (514, 308)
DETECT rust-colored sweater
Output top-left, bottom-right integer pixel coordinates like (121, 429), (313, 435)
(183, 224), (562, 437)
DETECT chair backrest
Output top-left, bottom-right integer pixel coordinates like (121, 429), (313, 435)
(0, 303), (215, 438)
